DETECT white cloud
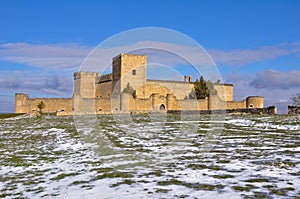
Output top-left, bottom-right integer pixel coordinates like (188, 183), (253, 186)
(1, 41), (299, 72)
(0, 41), (216, 79)
(278, 99), (289, 103)
(0, 42), (91, 71)
(250, 70), (300, 89)
(1, 41), (300, 113)
(225, 70), (300, 113)
(291, 42), (300, 55)
(209, 44), (290, 66)
(0, 70), (73, 97)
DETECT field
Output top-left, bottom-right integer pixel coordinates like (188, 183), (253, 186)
(0, 114), (299, 198)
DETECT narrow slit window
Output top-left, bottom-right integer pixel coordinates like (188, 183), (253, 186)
(132, 70), (136, 75)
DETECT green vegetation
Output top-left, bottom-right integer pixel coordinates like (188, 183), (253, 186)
(50, 173), (78, 181)
(0, 113), (24, 119)
(232, 184), (256, 192)
(245, 178), (270, 183)
(71, 180), (89, 185)
(96, 171), (133, 179)
(1, 114), (300, 198)
(157, 179), (224, 191)
(111, 179), (136, 187)
(37, 101), (46, 114)
(212, 174), (235, 179)
(188, 76), (217, 99)
(270, 187), (295, 196)
(253, 191), (268, 198)
(155, 188), (170, 193)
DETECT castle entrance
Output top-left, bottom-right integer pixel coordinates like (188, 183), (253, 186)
(160, 104), (165, 111)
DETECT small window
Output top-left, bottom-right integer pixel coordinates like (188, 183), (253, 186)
(132, 70), (136, 75)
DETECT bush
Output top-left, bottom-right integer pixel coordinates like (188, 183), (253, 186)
(290, 93), (300, 105)
(188, 76), (217, 99)
(37, 101), (45, 114)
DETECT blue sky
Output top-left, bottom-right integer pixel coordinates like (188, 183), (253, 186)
(1, 0), (300, 113)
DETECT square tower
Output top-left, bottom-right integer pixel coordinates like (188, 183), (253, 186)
(112, 54), (147, 95)
(74, 71), (101, 98)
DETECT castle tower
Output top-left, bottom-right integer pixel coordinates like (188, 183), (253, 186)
(74, 71), (101, 98)
(184, 76), (192, 82)
(112, 54), (147, 97)
(73, 71), (101, 112)
(246, 96), (264, 108)
(15, 93), (29, 113)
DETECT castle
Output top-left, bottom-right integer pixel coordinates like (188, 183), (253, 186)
(15, 54), (266, 115)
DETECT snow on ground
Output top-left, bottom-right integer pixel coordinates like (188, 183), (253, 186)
(0, 114), (299, 198)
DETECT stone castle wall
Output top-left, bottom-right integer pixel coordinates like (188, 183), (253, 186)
(118, 93), (264, 113)
(15, 53), (268, 115)
(213, 84), (233, 101)
(15, 92), (266, 114)
(226, 100), (246, 109)
(147, 80), (194, 99)
(129, 94), (153, 111)
(95, 81), (112, 99)
(246, 96), (264, 108)
(73, 97), (113, 113)
(168, 106), (277, 115)
(74, 71), (100, 98)
(208, 95), (226, 110)
(135, 83), (174, 99)
(97, 74), (112, 83)
(15, 93), (72, 113)
(178, 98), (209, 111)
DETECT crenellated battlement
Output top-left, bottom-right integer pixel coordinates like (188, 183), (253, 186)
(15, 53), (269, 115)
(74, 71), (102, 80)
(97, 73), (112, 83)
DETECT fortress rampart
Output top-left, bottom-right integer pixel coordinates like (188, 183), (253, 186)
(213, 84), (233, 101)
(15, 53), (270, 115)
(97, 74), (112, 83)
(74, 71), (101, 80)
(15, 93), (72, 113)
(146, 80), (194, 99)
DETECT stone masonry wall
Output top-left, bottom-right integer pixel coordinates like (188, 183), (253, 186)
(15, 94), (72, 113)
(168, 106), (277, 115)
(74, 71), (99, 98)
(213, 84), (233, 101)
(147, 80), (193, 100)
(136, 83), (174, 99)
(112, 54), (147, 95)
(129, 96), (153, 111)
(178, 98), (208, 111)
(95, 81), (112, 99)
(226, 100), (246, 109)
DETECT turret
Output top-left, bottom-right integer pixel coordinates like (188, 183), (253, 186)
(73, 71), (99, 113)
(246, 96), (264, 108)
(73, 71), (97, 98)
(15, 93), (29, 113)
(184, 76), (192, 82)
